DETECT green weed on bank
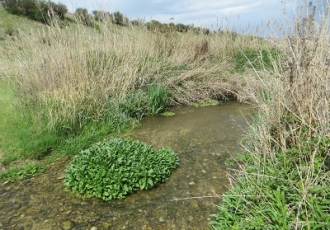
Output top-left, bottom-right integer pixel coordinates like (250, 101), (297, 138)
(0, 162), (44, 181)
(211, 137), (330, 229)
(0, 80), (136, 157)
(234, 49), (279, 73)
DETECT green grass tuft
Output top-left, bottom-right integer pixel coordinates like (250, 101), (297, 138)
(0, 162), (45, 181)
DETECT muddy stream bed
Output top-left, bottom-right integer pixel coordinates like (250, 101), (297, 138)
(0, 102), (252, 230)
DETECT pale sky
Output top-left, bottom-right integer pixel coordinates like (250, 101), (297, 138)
(58, 0), (325, 35)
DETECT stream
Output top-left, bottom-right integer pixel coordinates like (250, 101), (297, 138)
(0, 102), (252, 230)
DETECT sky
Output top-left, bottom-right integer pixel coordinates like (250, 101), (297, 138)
(58, 0), (325, 35)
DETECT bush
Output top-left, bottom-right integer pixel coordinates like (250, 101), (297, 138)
(2, 0), (68, 24)
(3, 18), (17, 36)
(64, 138), (179, 200)
(50, 2), (67, 19)
(92, 10), (111, 22)
(2, 0), (26, 16)
(75, 8), (93, 26)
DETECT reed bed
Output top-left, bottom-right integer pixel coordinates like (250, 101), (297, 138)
(2, 19), (270, 135)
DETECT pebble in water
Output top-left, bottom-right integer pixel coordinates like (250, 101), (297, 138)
(62, 220), (74, 230)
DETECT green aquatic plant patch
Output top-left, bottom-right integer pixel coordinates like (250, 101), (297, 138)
(190, 100), (220, 107)
(64, 138), (179, 200)
(160, 111), (176, 117)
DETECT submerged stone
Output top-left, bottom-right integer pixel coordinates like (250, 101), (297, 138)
(62, 220), (75, 230)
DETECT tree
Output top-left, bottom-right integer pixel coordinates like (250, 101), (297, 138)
(176, 23), (188, 32)
(147, 20), (162, 31)
(2, 0), (25, 15)
(53, 3), (68, 19)
(167, 22), (176, 32)
(93, 10), (110, 22)
(111, 11), (124, 25)
(2, 0), (68, 23)
(75, 7), (92, 26)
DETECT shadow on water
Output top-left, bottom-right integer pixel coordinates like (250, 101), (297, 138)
(0, 102), (253, 230)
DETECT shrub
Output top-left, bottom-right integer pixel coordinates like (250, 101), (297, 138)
(75, 8), (93, 26)
(64, 138), (179, 200)
(2, 0), (26, 16)
(50, 2), (67, 19)
(111, 11), (124, 25)
(92, 10), (111, 22)
(176, 23), (188, 32)
(3, 18), (17, 36)
(2, 0), (68, 24)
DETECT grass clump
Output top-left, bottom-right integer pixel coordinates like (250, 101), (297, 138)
(234, 48), (279, 73)
(147, 83), (168, 115)
(0, 162), (44, 181)
(2, 18), (17, 36)
(211, 139), (330, 229)
(64, 138), (179, 200)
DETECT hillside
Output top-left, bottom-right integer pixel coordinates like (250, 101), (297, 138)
(0, 5), (45, 39)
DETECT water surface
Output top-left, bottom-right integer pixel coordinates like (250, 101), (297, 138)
(0, 102), (252, 229)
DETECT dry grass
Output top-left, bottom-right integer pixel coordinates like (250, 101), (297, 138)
(247, 4), (330, 153)
(0, 7), (275, 168)
(1, 18), (271, 133)
(211, 2), (330, 229)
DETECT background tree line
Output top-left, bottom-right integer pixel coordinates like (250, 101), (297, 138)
(1, 0), (211, 34)
(1, 0), (68, 24)
(75, 8), (129, 27)
(144, 20), (210, 35)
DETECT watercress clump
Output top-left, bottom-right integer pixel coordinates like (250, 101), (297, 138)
(64, 138), (179, 200)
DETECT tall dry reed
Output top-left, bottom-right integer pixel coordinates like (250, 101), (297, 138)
(212, 2), (330, 229)
(6, 19), (269, 132)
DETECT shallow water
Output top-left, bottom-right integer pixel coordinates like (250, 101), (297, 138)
(0, 102), (252, 230)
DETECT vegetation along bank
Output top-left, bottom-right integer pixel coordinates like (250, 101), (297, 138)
(0, 0), (329, 228)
